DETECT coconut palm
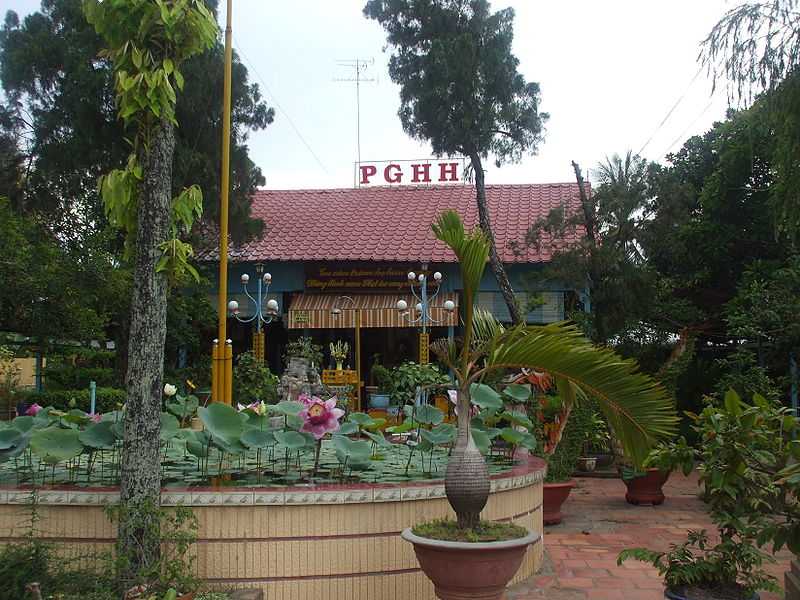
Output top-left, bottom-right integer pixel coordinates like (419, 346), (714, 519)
(431, 210), (678, 529)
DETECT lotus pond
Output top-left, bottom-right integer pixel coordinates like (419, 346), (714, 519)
(0, 385), (537, 487)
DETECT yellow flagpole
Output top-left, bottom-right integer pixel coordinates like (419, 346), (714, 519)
(213, 0), (234, 404)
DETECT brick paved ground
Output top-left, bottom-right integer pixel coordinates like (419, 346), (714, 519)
(506, 473), (792, 600)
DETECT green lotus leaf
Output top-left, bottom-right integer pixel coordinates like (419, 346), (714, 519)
(0, 429), (22, 450)
(413, 404), (444, 426)
(469, 383), (503, 411)
(243, 413), (270, 431)
(333, 435), (371, 465)
(499, 411), (534, 430)
(348, 412), (376, 426)
(79, 422), (116, 449)
(337, 422), (358, 435)
(186, 440), (209, 458)
(12, 416), (35, 433)
(198, 402), (244, 446)
(470, 429), (491, 455)
(31, 428), (83, 464)
(241, 429), (276, 449)
(500, 427), (525, 445)
(213, 438), (246, 455)
(363, 430), (391, 448)
(502, 383), (532, 403)
(160, 413), (180, 442)
(269, 401), (304, 416)
(285, 414), (304, 431)
(0, 438), (29, 463)
(274, 430), (309, 450)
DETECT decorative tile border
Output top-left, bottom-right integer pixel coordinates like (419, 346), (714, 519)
(0, 456), (545, 507)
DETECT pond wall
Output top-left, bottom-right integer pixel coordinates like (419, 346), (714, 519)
(0, 455), (545, 600)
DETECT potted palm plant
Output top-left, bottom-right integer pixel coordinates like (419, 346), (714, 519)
(401, 212), (677, 600)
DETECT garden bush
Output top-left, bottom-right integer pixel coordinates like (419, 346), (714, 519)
(15, 387), (126, 414)
(44, 365), (119, 390)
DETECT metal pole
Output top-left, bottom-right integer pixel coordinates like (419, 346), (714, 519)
(89, 380), (96, 416)
(213, 0), (234, 404)
(355, 310), (362, 411)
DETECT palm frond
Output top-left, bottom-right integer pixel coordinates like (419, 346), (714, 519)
(432, 210), (490, 302)
(476, 321), (678, 466)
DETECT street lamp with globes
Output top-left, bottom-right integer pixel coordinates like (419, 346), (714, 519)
(227, 264), (279, 363)
(396, 270), (455, 364)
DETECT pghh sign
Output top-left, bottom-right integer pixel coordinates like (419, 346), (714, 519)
(355, 158), (467, 187)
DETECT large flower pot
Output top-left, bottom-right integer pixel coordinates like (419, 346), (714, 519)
(542, 480), (575, 525)
(624, 468), (670, 506)
(786, 558), (800, 600)
(369, 393), (391, 409)
(401, 527), (539, 600)
(665, 587), (758, 599)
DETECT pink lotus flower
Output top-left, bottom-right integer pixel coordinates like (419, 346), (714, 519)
(25, 403), (43, 416)
(91, 413), (102, 423)
(298, 394), (344, 439)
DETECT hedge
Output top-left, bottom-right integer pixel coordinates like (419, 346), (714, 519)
(44, 366), (119, 390)
(15, 387), (126, 414)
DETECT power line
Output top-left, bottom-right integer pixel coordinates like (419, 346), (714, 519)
(233, 36), (329, 175)
(637, 67), (703, 157)
(659, 99), (715, 159)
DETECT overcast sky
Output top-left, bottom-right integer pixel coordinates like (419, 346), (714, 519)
(6, 0), (738, 189)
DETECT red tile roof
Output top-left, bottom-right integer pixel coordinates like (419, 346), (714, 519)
(214, 183), (584, 264)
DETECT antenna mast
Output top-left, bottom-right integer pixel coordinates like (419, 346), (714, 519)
(334, 58), (375, 167)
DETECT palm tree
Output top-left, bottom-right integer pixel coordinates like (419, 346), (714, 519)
(431, 210), (678, 529)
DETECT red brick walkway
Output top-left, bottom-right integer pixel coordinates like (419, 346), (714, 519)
(506, 473), (792, 600)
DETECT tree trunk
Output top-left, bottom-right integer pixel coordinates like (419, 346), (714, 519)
(118, 117), (175, 588)
(469, 152), (524, 326)
(445, 387), (489, 529)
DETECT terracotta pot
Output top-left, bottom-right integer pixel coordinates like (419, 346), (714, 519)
(624, 468), (670, 506)
(401, 527), (538, 600)
(542, 480), (575, 525)
(785, 558), (800, 600)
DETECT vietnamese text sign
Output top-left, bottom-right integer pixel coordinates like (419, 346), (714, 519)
(305, 263), (435, 291)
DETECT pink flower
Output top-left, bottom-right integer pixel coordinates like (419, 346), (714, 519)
(298, 394), (344, 439)
(91, 413), (102, 423)
(25, 403), (42, 416)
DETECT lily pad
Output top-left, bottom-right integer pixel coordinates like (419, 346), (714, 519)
(333, 435), (372, 466)
(269, 401), (304, 417)
(12, 416), (35, 433)
(413, 404), (444, 426)
(502, 383), (532, 403)
(0, 429), (22, 450)
(471, 429), (491, 455)
(274, 430), (309, 450)
(338, 422), (358, 435)
(364, 430), (391, 448)
(160, 413), (179, 442)
(469, 383), (503, 411)
(79, 422), (116, 449)
(241, 429), (276, 449)
(30, 428), (83, 464)
(198, 403), (244, 446)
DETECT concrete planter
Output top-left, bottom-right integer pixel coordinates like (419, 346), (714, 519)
(401, 527), (539, 600)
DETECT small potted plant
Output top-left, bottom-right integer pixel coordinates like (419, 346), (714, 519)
(330, 340), (349, 371)
(619, 389), (800, 599)
(369, 364), (393, 409)
(577, 410), (611, 472)
(621, 436), (694, 505)
(399, 212), (676, 600)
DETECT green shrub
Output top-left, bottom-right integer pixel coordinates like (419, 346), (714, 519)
(390, 361), (450, 405)
(233, 351), (279, 405)
(44, 365), (119, 390)
(15, 387), (126, 414)
(284, 336), (324, 368)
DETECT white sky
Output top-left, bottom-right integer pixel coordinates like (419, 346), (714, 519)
(5, 0), (738, 189)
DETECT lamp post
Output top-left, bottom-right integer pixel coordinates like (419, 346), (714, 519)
(396, 270), (456, 364)
(331, 296), (362, 411)
(227, 265), (279, 365)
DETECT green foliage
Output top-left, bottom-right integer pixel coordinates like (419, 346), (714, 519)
(284, 337), (324, 368)
(45, 365), (119, 390)
(84, 0), (216, 278)
(390, 361), (450, 405)
(412, 518), (528, 543)
(16, 387), (126, 414)
(541, 401), (592, 483)
(371, 364), (393, 393)
(232, 351), (279, 405)
(619, 389), (800, 595)
(363, 0), (546, 164)
(107, 500), (199, 596)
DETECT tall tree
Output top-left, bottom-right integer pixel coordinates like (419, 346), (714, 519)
(702, 0), (800, 242)
(0, 0), (273, 248)
(518, 152), (653, 344)
(363, 0), (547, 324)
(83, 0), (216, 588)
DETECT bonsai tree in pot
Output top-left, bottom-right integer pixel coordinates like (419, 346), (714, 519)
(369, 364), (393, 409)
(619, 389), (800, 599)
(401, 212), (677, 600)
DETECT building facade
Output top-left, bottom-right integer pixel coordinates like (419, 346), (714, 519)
(204, 183), (586, 378)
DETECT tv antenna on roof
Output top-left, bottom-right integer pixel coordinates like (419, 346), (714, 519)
(333, 58), (376, 167)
